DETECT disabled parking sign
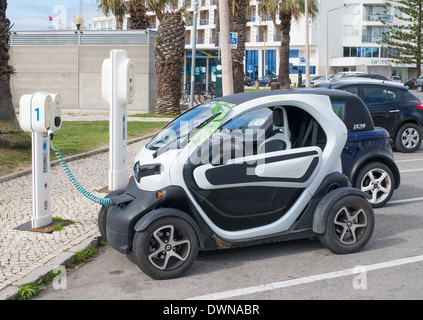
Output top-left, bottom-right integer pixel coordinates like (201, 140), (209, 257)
(230, 32), (237, 50)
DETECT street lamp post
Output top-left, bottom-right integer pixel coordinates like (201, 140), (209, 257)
(326, 5), (346, 80)
(189, 0), (199, 109)
(305, 0), (310, 88)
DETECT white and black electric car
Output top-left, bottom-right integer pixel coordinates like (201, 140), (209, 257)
(99, 90), (375, 279)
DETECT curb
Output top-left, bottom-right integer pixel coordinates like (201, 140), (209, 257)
(0, 133), (155, 183)
(0, 235), (100, 300)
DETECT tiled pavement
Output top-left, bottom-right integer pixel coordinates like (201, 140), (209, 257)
(0, 114), (169, 299)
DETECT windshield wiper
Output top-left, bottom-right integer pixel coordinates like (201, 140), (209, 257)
(188, 111), (222, 140)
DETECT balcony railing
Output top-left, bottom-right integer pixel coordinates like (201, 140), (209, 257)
(256, 35), (267, 42)
(364, 14), (393, 23)
(362, 35), (390, 43)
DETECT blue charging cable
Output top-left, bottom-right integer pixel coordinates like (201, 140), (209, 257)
(50, 133), (114, 205)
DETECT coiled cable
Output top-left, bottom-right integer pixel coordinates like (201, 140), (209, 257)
(50, 135), (114, 205)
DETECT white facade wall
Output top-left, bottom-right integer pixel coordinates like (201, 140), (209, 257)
(91, 0), (416, 83)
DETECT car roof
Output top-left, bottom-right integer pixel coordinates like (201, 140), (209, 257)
(214, 88), (358, 105)
(317, 79), (406, 90)
(214, 88), (375, 132)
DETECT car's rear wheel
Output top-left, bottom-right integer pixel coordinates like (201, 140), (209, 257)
(417, 86), (423, 92)
(132, 216), (199, 279)
(319, 195), (374, 254)
(354, 162), (394, 208)
(395, 123), (422, 153)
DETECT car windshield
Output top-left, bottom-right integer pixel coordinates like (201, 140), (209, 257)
(332, 73), (347, 80)
(146, 100), (237, 153)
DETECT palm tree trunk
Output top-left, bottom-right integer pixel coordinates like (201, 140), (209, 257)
(155, 12), (185, 115)
(229, 0), (247, 94)
(0, 0), (20, 133)
(128, 0), (149, 29)
(278, 11), (291, 89)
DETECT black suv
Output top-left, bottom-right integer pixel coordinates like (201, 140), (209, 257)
(316, 80), (423, 152)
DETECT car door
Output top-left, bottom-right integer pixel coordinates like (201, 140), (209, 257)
(360, 85), (400, 135)
(188, 106), (322, 232)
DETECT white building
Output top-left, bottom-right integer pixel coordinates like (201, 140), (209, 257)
(91, 0), (417, 86)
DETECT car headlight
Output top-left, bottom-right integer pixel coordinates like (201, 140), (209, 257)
(133, 161), (161, 183)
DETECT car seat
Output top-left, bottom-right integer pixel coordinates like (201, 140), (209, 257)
(258, 107), (291, 153)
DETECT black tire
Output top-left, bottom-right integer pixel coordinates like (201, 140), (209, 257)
(417, 86), (423, 92)
(394, 123), (422, 153)
(98, 206), (108, 241)
(353, 162), (395, 208)
(319, 195), (374, 254)
(132, 216), (199, 280)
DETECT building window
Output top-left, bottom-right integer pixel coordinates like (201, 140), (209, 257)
(344, 25), (360, 36)
(343, 47), (380, 58)
(345, 4), (361, 15)
(246, 50), (259, 81)
(262, 50), (277, 77)
(289, 50), (299, 58)
(291, 66), (316, 75)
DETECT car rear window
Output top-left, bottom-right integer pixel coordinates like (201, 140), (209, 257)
(331, 100), (346, 121)
(400, 89), (420, 101)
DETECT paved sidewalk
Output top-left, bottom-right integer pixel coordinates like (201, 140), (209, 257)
(0, 114), (168, 299)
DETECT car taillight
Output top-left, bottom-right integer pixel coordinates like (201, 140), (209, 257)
(415, 81), (417, 86)
(417, 101), (423, 110)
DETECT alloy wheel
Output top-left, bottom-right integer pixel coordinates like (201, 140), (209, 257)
(401, 127), (420, 150)
(333, 206), (368, 245)
(147, 224), (191, 271)
(360, 168), (392, 206)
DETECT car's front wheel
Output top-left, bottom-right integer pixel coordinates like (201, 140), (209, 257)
(395, 123), (422, 153)
(354, 162), (395, 208)
(132, 216), (199, 279)
(98, 206), (108, 241)
(319, 195), (374, 254)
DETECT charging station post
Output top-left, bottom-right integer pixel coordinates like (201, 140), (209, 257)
(102, 50), (135, 191)
(19, 92), (62, 229)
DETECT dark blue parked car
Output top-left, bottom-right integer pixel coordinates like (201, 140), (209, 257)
(315, 80), (423, 153)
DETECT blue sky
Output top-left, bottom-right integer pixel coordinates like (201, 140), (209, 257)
(7, 0), (100, 31)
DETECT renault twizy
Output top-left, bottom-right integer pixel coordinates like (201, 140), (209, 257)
(99, 90), (375, 279)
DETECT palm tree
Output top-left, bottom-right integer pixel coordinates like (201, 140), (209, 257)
(0, 0), (20, 135)
(229, 0), (248, 94)
(145, 0), (184, 115)
(153, 9), (185, 115)
(97, 0), (127, 26)
(128, 0), (149, 29)
(258, 0), (318, 89)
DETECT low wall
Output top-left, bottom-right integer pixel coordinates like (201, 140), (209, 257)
(9, 30), (157, 113)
